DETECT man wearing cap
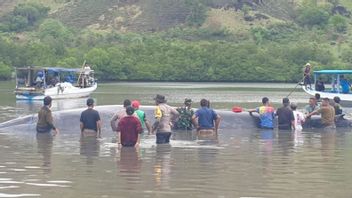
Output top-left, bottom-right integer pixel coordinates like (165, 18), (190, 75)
(152, 94), (179, 144)
(303, 63), (312, 89)
(131, 100), (152, 134)
(174, 98), (194, 130)
(192, 99), (221, 136)
(80, 98), (102, 138)
(117, 106), (143, 147)
(36, 96), (59, 135)
(276, 98), (295, 130)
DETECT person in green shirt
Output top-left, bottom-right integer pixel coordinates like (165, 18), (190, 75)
(174, 98), (194, 131)
(131, 100), (152, 134)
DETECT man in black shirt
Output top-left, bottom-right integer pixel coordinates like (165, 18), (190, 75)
(276, 98), (295, 130)
(80, 98), (102, 138)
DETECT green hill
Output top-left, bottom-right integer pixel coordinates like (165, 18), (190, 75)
(0, 0), (351, 82)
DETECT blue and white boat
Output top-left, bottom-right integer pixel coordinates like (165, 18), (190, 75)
(15, 66), (97, 100)
(302, 70), (352, 103)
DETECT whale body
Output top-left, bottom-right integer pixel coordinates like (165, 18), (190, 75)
(0, 105), (351, 134)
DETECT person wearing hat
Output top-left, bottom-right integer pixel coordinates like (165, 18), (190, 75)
(290, 103), (305, 131)
(117, 106), (143, 147)
(276, 98), (295, 130)
(174, 98), (194, 130)
(131, 100), (152, 134)
(152, 94), (179, 144)
(80, 98), (102, 138)
(303, 63), (312, 89)
(36, 96), (59, 135)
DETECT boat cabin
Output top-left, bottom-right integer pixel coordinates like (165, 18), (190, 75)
(15, 66), (95, 90)
(313, 70), (352, 94)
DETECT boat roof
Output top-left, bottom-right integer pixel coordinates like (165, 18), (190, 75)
(314, 70), (352, 75)
(16, 66), (82, 72)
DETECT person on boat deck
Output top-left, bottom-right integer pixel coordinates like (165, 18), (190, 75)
(174, 98), (194, 131)
(80, 98), (102, 138)
(303, 63), (312, 89)
(117, 106), (143, 148)
(110, 99), (137, 133)
(152, 94), (179, 144)
(50, 73), (60, 87)
(192, 99), (221, 136)
(306, 98), (336, 128)
(305, 97), (320, 114)
(276, 98), (295, 130)
(35, 71), (44, 88)
(290, 103), (305, 131)
(248, 97), (275, 129)
(333, 96), (343, 115)
(340, 75), (351, 94)
(315, 78), (325, 92)
(36, 96), (59, 135)
(131, 100), (152, 134)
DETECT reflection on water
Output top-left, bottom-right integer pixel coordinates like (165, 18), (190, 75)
(36, 133), (53, 174)
(80, 136), (100, 165)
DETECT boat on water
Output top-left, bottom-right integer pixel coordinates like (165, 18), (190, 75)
(302, 70), (352, 104)
(15, 66), (97, 100)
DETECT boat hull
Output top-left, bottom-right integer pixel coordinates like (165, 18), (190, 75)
(302, 86), (352, 106)
(16, 82), (97, 100)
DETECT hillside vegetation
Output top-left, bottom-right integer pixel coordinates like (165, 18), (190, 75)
(0, 0), (351, 82)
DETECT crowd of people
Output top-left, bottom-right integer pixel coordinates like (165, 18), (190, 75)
(36, 94), (221, 148)
(35, 92), (345, 148)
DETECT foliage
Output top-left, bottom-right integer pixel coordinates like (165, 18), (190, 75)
(296, 6), (330, 28)
(329, 15), (348, 33)
(0, 3), (49, 32)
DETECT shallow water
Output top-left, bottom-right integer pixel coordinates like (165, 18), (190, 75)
(0, 81), (351, 198)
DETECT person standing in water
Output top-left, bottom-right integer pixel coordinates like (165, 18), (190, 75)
(117, 106), (143, 148)
(131, 100), (152, 134)
(307, 98), (336, 129)
(248, 97), (275, 129)
(36, 96), (59, 135)
(276, 98), (295, 130)
(80, 98), (102, 138)
(290, 103), (305, 131)
(192, 99), (221, 136)
(174, 98), (194, 131)
(152, 94), (179, 144)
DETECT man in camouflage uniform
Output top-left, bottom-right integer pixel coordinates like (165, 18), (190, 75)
(174, 98), (194, 130)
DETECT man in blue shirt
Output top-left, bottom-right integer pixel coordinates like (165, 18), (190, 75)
(192, 99), (221, 135)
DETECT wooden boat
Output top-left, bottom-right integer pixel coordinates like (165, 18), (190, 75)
(302, 70), (352, 104)
(15, 66), (97, 100)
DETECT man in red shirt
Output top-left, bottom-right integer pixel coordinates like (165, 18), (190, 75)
(117, 106), (143, 148)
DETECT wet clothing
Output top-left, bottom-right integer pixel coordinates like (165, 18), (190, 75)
(334, 103), (343, 115)
(174, 106), (194, 130)
(135, 109), (146, 128)
(156, 132), (172, 144)
(305, 104), (319, 114)
(154, 103), (179, 144)
(255, 106), (275, 129)
(80, 108), (100, 132)
(276, 106), (294, 130)
(194, 107), (218, 129)
(111, 109), (138, 132)
(317, 106), (336, 127)
(118, 116), (142, 147)
(293, 110), (305, 131)
(36, 106), (56, 133)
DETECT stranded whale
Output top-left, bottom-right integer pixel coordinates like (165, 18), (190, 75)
(0, 105), (351, 134)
